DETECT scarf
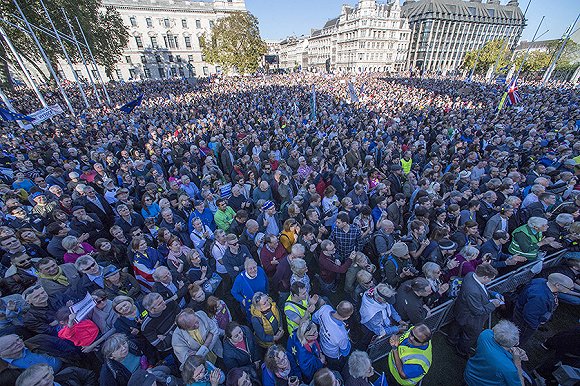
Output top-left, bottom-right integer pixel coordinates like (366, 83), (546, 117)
(359, 290), (391, 325)
(38, 267), (69, 286)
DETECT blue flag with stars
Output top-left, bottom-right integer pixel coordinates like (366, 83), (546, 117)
(0, 107), (32, 122)
(119, 94), (143, 114)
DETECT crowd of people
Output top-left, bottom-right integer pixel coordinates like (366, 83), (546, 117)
(0, 71), (579, 386)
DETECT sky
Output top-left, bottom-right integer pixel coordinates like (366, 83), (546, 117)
(245, 0), (579, 43)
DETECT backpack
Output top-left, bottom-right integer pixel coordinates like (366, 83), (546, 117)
(379, 254), (398, 280)
(363, 232), (388, 265)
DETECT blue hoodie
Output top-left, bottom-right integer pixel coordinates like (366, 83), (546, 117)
(286, 331), (324, 383)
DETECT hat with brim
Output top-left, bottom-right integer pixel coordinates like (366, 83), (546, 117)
(103, 264), (121, 278)
(391, 242), (409, 258)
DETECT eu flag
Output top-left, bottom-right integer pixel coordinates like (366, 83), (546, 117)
(119, 94), (143, 114)
(0, 107), (32, 122)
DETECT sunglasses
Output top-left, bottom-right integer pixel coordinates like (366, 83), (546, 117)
(83, 262), (97, 271)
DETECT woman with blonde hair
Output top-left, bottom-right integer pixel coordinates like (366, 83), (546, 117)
(250, 292), (284, 348)
(287, 320), (325, 383)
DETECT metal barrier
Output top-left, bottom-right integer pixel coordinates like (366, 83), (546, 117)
(367, 249), (568, 363)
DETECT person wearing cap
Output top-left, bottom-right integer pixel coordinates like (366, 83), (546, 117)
(214, 199), (236, 232)
(359, 283), (407, 348)
(30, 191), (58, 222)
(70, 206), (104, 245)
(257, 200), (281, 236)
(513, 273), (575, 345)
(381, 242), (416, 288)
(103, 264), (142, 301)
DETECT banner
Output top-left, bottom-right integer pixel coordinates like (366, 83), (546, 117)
(69, 292), (96, 323)
(28, 104), (64, 125)
(348, 81), (359, 103)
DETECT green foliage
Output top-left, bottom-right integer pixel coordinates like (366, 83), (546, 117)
(200, 11), (266, 74)
(513, 50), (551, 73)
(546, 40), (580, 70)
(461, 39), (510, 73)
(0, 0), (128, 84)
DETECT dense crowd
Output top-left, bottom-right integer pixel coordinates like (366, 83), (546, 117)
(0, 71), (579, 386)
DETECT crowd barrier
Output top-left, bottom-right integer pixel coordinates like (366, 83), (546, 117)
(367, 249), (568, 363)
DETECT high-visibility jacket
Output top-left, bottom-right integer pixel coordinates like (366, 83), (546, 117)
(400, 158), (413, 175)
(284, 295), (308, 334)
(388, 328), (432, 386)
(509, 224), (542, 261)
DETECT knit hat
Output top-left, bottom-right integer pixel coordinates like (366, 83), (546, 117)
(262, 200), (275, 211)
(30, 191), (45, 200)
(391, 242), (409, 258)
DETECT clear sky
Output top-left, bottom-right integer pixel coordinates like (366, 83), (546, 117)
(245, 0), (579, 43)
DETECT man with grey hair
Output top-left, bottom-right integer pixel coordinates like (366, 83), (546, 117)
(509, 217), (562, 261)
(544, 213), (574, 248)
(141, 292), (180, 356)
(513, 273), (574, 345)
(239, 219), (260, 258)
(151, 266), (188, 308)
(464, 320), (527, 386)
(521, 183), (546, 209)
(342, 350), (374, 384)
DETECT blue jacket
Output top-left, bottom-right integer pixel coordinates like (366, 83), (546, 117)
(189, 208), (216, 232)
(464, 329), (521, 386)
(261, 352), (301, 386)
(514, 278), (556, 329)
(286, 331), (323, 383)
(231, 268), (268, 312)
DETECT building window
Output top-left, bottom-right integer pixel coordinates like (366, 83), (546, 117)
(92, 70), (98, 79)
(195, 20), (201, 28)
(203, 66), (209, 76)
(150, 36), (158, 49)
(156, 54), (162, 63)
(185, 36), (192, 48)
(163, 35), (178, 49)
(164, 18), (170, 28)
(179, 67), (184, 76)
(129, 17), (137, 27)
(125, 56), (132, 64)
(468, 7), (476, 16)
(209, 21), (214, 28)
(216, 66), (222, 74)
(189, 66), (196, 76)
(188, 55), (194, 62)
(116, 69), (123, 79)
(75, 70), (82, 79)
(129, 69), (137, 79)
(182, 19), (187, 28)
(176, 55), (181, 62)
(135, 36), (143, 49)
(144, 68), (151, 79)
(168, 54), (174, 62)
(158, 67), (165, 78)
(146, 17), (152, 27)
(487, 8), (495, 17)
(170, 67), (177, 76)
(141, 55), (147, 64)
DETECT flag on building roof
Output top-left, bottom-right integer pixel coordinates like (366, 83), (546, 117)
(0, 107), (33, 122)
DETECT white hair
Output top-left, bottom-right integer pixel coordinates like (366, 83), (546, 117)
(347, 351), (372, 378)
(492, 320), (520, 348)
(527, 216), (548, 229)
(422, 262), (441, 279)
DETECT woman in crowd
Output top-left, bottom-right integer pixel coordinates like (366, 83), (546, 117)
(181, 355), (225, 386)
(222, 321), (261, 373)
(62, 235), (96, 264)
(280, 219), (300, 253)
(262, 344), (302, 386)
(287, 320), (325, 383)
(206, 295), (232, 332)
(250, 292), (284, 349)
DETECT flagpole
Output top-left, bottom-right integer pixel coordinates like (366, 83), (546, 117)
(0, 25), (48, 109)
(0, 85), (25, 128)
(62, 8), (101, 107)
(39, 0), (89, 110)
(541, 13), (580, 86)
(513, 16), (545, 81)
(12, 0), (75, 116)
(75, 16), (111, 106)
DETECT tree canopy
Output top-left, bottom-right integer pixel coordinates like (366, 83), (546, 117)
(0, 0), (127, 88)
(461, 39), (510, 74)
(200, 11), (267, 74)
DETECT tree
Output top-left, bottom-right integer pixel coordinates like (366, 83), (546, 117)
(461, 39), (510, 74)
(546, 40), (580, 70)
(200, 11), (267, 74)
(0, 0), (128, 89)
(513, 50), (551, 74)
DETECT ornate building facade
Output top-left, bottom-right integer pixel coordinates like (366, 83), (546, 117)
(402, 0), (525, 73)
(66, 0), (246, 81)
(278, 0), (411, 73)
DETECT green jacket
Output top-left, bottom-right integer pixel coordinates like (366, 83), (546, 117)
(214, 206), (236, 231)
(509, 224), (542, 261)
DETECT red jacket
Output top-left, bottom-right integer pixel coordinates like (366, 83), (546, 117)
(318, 253), (353, 284)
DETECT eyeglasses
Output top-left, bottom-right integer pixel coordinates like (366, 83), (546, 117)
(83, 262), (97, 271)
(228, 241), (238, 246)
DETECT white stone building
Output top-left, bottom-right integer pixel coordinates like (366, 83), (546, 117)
(62, 0), (246, 81)
(277, 0), (411, 73)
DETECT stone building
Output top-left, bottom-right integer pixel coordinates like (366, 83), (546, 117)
(402, 0), (525, 73)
